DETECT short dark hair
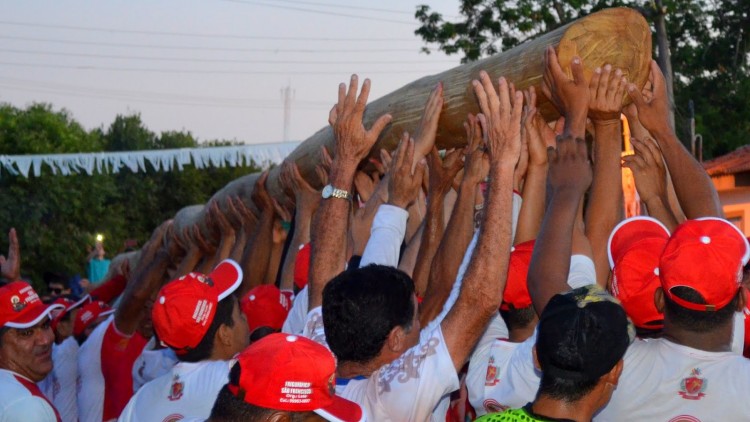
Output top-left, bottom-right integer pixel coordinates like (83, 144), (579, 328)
(209, 361), (311, 422)
(500, 305), (537, 331)
(179, 295), (236, 363)
(536, 286), (631, 403)
(322, 264), (415, 364)
(663, 286), (739, 333)
(0, 326), (9, 347)
(249, 326), (277, 344)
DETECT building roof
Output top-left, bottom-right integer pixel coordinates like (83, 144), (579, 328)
(703, 145), (750, 177)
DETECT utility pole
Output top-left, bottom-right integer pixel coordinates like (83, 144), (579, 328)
(652, 0), (676, 131)
(281, 82), (294, 141)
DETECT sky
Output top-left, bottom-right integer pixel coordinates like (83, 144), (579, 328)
(1, 0), (462, 145)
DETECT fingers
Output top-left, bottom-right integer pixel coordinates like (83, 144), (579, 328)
(547, 46), (566, 81)
(368, 114), (393, 139)
(328, 105), (338, 126)
(355, 78), (371, 112)
(605, 68), (622, 101)
(414, 158), (427, 188)
(345, 74), (359, 107)
(472, 75), (491, 117)
(589, 66), (602, 94)
(649, 60), (664, 95)
(570, 56), (585, 84)
(497, 76), (510, 115)
(476, 114), (488, 148)
(627, 83), (646, 109)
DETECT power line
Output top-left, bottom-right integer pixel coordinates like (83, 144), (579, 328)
(243, 0), (415, 15)
(0, 48), (454, 65)
(220, 0), (416, 25)
(0, 61), (448, 75)
(0, 35), (427, 53)
(0, 20), (415, 40)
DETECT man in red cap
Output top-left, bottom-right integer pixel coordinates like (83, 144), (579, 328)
(240, 284), (292, 343)
(38, 295), (89, 422)
(0, 281), (64, 421)
(119, 259), (250, 422)
(206, 333), (363, 422)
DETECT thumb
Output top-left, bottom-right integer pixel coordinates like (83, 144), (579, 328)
(628, 83), (646, 109)
(571, 56), (586, 84)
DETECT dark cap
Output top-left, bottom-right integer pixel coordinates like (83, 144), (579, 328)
(537, 285), (634, 382)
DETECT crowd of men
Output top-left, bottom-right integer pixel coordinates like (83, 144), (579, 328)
(1, 45), (749, 422)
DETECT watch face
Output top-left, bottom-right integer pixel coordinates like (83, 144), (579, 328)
(322, 185), (333, 199)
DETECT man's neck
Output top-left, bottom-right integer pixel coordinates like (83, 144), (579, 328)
(509, 324), (536, 343)
(531, 395), (596, 422)
(336, 359), (383, 379)
(662, 318), (734, 352)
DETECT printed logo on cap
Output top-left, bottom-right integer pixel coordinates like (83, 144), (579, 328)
(10, 295), (25, 312)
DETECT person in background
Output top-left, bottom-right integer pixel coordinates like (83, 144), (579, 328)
(85, 240), (111, 288)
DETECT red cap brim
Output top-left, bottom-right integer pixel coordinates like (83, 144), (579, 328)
(5, 303), (64, 329)
(210, 259), (243, 300)
(314, 395), (364, 422)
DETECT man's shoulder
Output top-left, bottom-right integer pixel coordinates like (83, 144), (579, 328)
(0, 370), (29, 399)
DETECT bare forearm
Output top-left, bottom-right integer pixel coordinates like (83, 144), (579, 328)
(229, 231), (247, 263)
(398, 222), (424, 278)
(264, 240), (284, 285)
(528, 191), (580, 313)
(514, 163), (547, 244)
(279, 216), (311, 291)
(419, 181), (476, 325)
(411, 193), (446, 297)
(174, 248), (202, 278)
(644, 196), (680, 232)
(309, 163), (356, 309)
(653, 128), (721, 218)
(115, 251), (170, 334)
(239, 211), (274, 296)
(585, 122), (624, 285)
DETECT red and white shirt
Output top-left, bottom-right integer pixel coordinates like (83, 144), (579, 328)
(77, 316), (148, 422)
(0, 368), (61, 422)
(118, 359), (232, 422)
(39, 337), (79, 422)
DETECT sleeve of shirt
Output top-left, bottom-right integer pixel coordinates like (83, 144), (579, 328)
(491, 330), (541, 410)
(369, 325), (460, 421)
(567, 255), (597, 289)
(511, 191), (522, 241)
(0, 396), (58, 422)
(282, 286), (309, 335)
(301, 306), (329, 350)
(359, 205), (409, 268)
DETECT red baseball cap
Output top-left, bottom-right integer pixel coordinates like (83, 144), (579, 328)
(51, 295), (90, 333)
(240, 285), (292, 334)
(0, 281), (64, 329)
(152, 259), (243, 354)
(73, 300), (114, 337)
(294, 243), (311, 290)
(229, 333), (364, 421)
(660, 217), (750, 312)
(500, 240), (535, 311)
(607, 216), (670, 329)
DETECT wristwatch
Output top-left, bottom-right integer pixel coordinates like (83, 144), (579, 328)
(321, 184), (352, 201)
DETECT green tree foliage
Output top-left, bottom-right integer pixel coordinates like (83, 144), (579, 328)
(0, 104), (260, 290)
(415, 0), (750, 158)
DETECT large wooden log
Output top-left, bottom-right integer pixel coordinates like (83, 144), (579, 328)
(152, 7), (652, 245)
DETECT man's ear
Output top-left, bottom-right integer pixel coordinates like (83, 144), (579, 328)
(532, 345), (541, 372)
(654, 287), (665, 313)
(386, 325), (405, 354)
(604, 359), (624, 386)
(216, 323), (232, 347)
(267, 411), (292, 422)
(737, 288), (747, 312)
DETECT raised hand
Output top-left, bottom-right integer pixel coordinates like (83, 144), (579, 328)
(328, 74), (392, 165)
(622, 137), (668, 203)
(472, 71), (523, 167)
(541, 46), (589, 137)
(387, 133), (427, 209)
(547, 136), (592, 197)
(206, 200), (235, 240)
(588, 64), (628, 123)
(286, 161), (321, 213)
(251, 171), (274, 213)
(462, 113), (489, 187)
(627, 60), (672, 136)
(191, 224), (215, 255)
(523, 87), (554, 167)
(354, 171), (379, 203)
(428, 147), (464, 196)
(0, 228), (20, 280)
(413, 82), (445, 166)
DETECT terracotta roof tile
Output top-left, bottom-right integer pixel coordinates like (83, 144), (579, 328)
(703, 145), (750, 177)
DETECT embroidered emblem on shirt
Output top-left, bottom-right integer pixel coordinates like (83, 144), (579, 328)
(485, 356), (498, 386)
(168, 374), (184, 401)
(678, 368), (707, 400)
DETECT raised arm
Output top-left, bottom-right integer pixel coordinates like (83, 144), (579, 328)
(114, 221), (171, 335)
(419, 114), (485, 326)
(584, 64), (628, 286)
(0, 228), (20, 281)
(411, 148), (463, 296)
(308, 75), (392, 310)
(628, 60), (721, 218)
(441, 72), (522, 371)
(238, 172), (276, 292)
(528, 47), (592, 312)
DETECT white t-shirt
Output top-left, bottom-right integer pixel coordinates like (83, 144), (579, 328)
(39, 337), (79, 422)
(118, 360), (231, 422)
(0, 368), (60, 422)
(131, 337), (178, 393)
(360, 204), (408, 268)
(595, 338), (750, 421)
(303, 306), (460, 421)
(282, 285), (309, 335)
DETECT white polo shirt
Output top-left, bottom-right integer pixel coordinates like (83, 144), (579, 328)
(0, 368), (60, 422)
(39, 337), (79, 422)
(118, 359), (231, 422)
